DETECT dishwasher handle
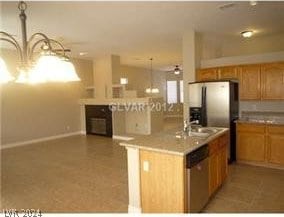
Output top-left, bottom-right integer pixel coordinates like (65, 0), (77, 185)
(186, 144), (209, 168)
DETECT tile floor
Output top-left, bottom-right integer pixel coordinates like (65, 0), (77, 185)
(1, 135), (128, 213)
(1, 120), (284, 213)
(204, 163), (284, 213)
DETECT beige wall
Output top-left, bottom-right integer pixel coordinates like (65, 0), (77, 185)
(1, 49), (93, 145)
(201, 32), (284, 61)
(93, 55), (113, 99)
(118, 64), (166, 99)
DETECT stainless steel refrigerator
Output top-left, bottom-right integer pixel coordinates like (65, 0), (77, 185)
(188, 80), (239, 162)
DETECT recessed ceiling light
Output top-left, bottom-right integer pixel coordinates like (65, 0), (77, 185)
(79, 52), (88, 56)
(250, 0), (258, 6)
(241, 31), (253, 38)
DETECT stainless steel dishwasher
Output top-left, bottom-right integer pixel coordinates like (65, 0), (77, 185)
(186, 144), (209, 213)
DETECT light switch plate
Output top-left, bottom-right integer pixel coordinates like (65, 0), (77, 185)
(143, 161), (149, 172)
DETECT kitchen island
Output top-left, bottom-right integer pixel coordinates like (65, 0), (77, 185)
(120, 127), (229, 213)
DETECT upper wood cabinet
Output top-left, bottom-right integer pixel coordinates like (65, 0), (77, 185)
(239, 64), (261, 100)
(261, 63), (284, 100)
(197, 68), (218, 81)
(196, 61), (284, 100)
(218, 66), (239, 80)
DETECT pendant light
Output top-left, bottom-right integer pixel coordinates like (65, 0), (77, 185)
(145, 58), (159, 94)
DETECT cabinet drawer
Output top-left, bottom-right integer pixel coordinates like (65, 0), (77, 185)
(267, 125), (284, 134)
(237, 123), (265, 133)
(209, 138), (219, 155)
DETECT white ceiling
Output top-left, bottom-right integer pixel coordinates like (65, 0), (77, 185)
(1, 1), (284, 70)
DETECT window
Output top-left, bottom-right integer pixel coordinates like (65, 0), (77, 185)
(180, 80), (184, 103)
(166, 80), (184, 104)
(167, 80), (177, 104)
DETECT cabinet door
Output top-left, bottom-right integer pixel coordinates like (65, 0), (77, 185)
(218, 66), (239, 80)
(239, 65), (261, 100)
(267, 135), (284, 165)
(237, 132), (266, 162)
(140, 150), (185, 213)
(261, 63), (284, 100)
(209, 153), (219, 196)
(219, 146), (228, 184)
(197, 68), (218, 81)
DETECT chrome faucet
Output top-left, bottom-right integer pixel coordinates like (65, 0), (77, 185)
(183, 119), (199, 135)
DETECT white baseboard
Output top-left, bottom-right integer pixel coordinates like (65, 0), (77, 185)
(113, 135), (134, 141)
(128, 205), (142, 213)
(1, 131), (83, 150)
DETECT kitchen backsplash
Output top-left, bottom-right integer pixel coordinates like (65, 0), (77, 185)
(239, 101), (284, 122)
(240, 101), (284, 113)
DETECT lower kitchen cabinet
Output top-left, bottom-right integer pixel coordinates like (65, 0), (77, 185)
(139, 150), (186, 213)
(208, 132), (229, 197)
(209, 152), (219, 195)
(267, 125), (284, 165)
(237, 132), (266, 162)
(219, 145), (228, 184)
(237, 123), (284, 167)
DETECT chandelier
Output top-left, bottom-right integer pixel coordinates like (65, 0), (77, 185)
(0, 1), (80, 84)
(145, 58), (159, 94)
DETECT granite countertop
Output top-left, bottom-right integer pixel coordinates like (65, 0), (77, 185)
(237, 111), (284, 125)
(119, 128), (228, 156)
(236, 119), (284, 125)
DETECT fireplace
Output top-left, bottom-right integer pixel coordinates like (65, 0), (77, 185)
(85, 105), (113, 137)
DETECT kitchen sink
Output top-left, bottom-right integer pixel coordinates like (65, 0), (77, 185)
(188, 131), (210, 138)
(191, 127), (219, 134)
(175, 127), (220, 139)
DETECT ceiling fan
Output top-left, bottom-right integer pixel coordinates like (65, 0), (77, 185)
(165, 65), (183, 75)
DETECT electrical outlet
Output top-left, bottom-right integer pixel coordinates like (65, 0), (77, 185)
(143, 161), (149, 172)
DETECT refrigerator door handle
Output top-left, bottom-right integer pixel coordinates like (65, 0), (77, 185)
(201, 86), (207, 127)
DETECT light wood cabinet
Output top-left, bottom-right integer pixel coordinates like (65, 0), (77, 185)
(197, 68), (218, 81)
(218, 66), (239, 80)
(219, 145), (228, 184)
(209, 152), (219, 196)
(237, 132), (266, 162)
(267, 125), (284, 165)
(261, 63), (284, 100)
(237, 123), (284, 167)
(237, 123), (266, 162)
(239, 64), (261, 100)
(196, 61), (284, 101)
(208, 132), (229, 197)
(140, 150), (186, 213)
